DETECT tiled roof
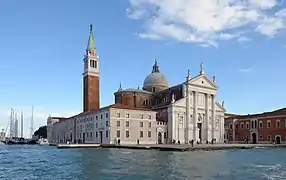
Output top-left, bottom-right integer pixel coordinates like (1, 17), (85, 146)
(106, 103), (153, 111)
(51, 117), (67, 120)
(64, 104), (154, 119)
(226, 107), (286, 120)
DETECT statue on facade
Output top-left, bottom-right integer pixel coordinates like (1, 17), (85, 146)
(171, 93), (175, 103)
(200, 62), (204, 75)
(212, 76), (216, 83)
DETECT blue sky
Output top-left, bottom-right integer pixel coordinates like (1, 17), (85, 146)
(0, 0), (286, 137)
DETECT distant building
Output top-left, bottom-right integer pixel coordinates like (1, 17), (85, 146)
(47, 25), (226, 145)
(0, 129), (5, 140)
(47, 117), (66, 143)
(225, 108), (286, 144)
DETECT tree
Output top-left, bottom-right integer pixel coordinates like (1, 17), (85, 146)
(34, 125), (47, 138)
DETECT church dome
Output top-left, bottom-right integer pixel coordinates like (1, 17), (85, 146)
(143, 60), (168, 92)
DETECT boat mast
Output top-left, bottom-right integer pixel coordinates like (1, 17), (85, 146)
(29, 106), (34, 139)
(9, 108), (14, 138)
(21, 111), (24, 138)
(14, 112), (18, 138)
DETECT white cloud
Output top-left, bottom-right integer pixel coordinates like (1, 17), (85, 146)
(127, 0), (286, 47)
(239, 67), (253, 72)
(0, 106), (79, 138)
(237, 36), (252, 42)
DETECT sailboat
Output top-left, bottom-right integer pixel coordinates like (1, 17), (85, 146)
(3, 107), (37, 145)
(26, 106), (36, 145)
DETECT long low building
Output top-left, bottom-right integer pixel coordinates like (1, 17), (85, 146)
(225, 107), (286, 144)
(48, 104), (166, 145)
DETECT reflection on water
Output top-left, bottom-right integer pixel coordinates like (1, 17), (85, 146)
(0, 145), (285, 180)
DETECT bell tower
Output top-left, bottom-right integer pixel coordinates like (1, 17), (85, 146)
(83, 24), (100, 112)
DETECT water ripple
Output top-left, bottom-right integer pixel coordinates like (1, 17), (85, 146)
(0, 145), (285, 180)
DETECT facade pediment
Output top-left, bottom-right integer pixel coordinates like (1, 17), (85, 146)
(189, 75), (217, 90)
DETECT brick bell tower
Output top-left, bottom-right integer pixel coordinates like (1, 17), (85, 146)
(83, 24), (100, 112)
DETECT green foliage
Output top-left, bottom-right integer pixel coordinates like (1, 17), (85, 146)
(34, 125), (47, 138)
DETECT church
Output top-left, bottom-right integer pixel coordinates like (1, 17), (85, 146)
(47, 25), (226, 145)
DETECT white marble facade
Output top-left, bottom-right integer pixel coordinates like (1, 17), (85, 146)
(168, 71), (225, 144)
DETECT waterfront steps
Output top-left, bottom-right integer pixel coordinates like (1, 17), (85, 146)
(57, 143), (286, 151)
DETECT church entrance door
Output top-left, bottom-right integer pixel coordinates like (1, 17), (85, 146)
(197, 123), (202, 141)
(158, 132), (162, 144)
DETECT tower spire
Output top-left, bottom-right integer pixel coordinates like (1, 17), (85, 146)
(118, 82), (122, 91)
(87, 24), (96, 52)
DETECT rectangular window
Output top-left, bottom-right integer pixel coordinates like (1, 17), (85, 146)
(267, 120), (271, 128)
(90, 132), (93, 138)
(106, 121), (108, 127)
(140, 121), (143, 127)
(251, 121), (254, 128)
(126, 121), (129, 127)
(106, 130), (108, 138)
(117, 113), (120, 118)
(126, 113), (130, 118)
(140, 131), (143, 137)
(148, 115), (151, 119)
(94, 61), (97, 68)
(96, 123), (98, 128)
(149, 122), (151, 128)
(276, 120), (280, 128)
(96, 131), (98, 138)
(106, 113), (108, 118)
(229, 124), (233, 129)
(259, 121), (263, 128)
(246, 122), (249, 129)
(116, 121), (120, 127)
(117, 130), (120, 138)
(140, 114), (144, 119)
(96, 116), (98, 120)
(148, 131), (151, 138)
(126, 131), (129, 138)
(101, 114), (103, 119)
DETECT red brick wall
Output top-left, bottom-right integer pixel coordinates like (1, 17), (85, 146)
(234, 120), (251, 141)
(156, 108), (168, 122)
(229, 115), (286, 143)
(114, 92), (153, 108)
(83, 75), (100, 112)
(257, 117), (286, 141)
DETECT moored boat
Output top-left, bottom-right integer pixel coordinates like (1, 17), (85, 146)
(38, 138), (49, 145)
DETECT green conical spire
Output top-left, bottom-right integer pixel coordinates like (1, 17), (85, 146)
(87, 24), (96, 51)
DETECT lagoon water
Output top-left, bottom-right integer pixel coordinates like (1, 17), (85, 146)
(0, 145), (285, 180)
